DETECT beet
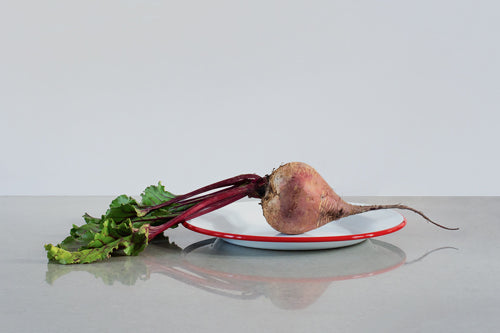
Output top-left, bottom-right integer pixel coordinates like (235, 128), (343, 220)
(261, 162), (458, 234)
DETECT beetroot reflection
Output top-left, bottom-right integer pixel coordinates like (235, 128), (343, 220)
(156, 238), (405, 309)
(46, 238), (405, 309)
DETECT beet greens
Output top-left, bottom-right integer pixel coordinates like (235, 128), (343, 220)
(45, 175), (266, 264)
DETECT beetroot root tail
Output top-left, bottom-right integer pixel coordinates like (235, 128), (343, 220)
(356, 204), (459, 231)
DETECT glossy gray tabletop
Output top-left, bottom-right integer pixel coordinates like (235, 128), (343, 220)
(1, 196), (498, 332)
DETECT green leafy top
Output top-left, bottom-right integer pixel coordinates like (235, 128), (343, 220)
(45, 173), (264, 265)
(45, 182), (184, 265)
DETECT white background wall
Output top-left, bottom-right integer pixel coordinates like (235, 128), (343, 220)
(1, 1), (499, 196)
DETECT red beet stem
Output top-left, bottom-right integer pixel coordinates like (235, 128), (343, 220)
(185, 191), (248, 221)
(175, 187), (240, 207)
(147, 178), (264, 239)
(350, 203), (459, 230)
(138, 174), (262, 215)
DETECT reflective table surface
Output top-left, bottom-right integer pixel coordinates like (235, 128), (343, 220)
(1, 196), (498, 332)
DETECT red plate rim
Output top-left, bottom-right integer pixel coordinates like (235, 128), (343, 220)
(182, 216), (407, 243)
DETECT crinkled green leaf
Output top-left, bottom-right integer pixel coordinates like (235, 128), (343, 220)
(104, 195), (140, 223)
(45, 223), (149, 264)
(59, 222), (102, 251)
(83, 213), (101, 224)
(45, 236), (181, 285)
(141, 182), (175, 206)
(45, 182), (185, 264)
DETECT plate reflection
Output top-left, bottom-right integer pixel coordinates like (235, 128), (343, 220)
(46, 238), (406, 309)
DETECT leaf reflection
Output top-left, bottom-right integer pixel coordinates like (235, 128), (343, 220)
(46, 237), (409, 309)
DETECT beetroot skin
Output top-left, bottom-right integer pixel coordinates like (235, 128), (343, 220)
(261, 162), (457, 234)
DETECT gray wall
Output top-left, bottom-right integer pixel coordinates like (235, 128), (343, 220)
(2, 1), (498, 195)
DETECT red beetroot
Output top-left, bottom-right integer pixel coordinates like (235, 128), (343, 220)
(261, 162), (457, 234)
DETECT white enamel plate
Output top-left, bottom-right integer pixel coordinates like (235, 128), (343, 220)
(182, 200), (406, 250)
